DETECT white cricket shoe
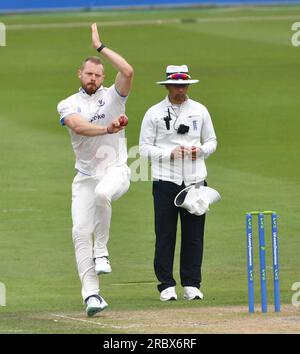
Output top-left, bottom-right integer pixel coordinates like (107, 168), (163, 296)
(160, 287), (177, 301)
(183, 286), (204, 300)
(86, 295), (108, 317)
(95, 256), (112, 275)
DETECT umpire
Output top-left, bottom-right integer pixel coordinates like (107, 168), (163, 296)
(139, 65), (217, 301)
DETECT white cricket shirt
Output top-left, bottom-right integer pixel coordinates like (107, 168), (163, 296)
(57, 85), (128, 176)
(139, 96), (217, 186)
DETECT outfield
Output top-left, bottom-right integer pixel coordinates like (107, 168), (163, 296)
(0, 5), (300, 333)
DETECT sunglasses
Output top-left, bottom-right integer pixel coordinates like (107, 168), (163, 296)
(167, 73), (191, 80)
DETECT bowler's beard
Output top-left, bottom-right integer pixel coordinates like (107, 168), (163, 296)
(82, 82), (100, 95)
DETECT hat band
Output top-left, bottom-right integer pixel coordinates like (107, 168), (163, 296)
(166, 73), (191, 80)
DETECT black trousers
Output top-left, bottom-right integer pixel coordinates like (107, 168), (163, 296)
(152, 180), (206, 293)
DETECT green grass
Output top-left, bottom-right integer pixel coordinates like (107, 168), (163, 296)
(0, 5), (300, 333)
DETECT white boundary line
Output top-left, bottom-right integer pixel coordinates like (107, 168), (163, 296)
(6, 15), (300, 30)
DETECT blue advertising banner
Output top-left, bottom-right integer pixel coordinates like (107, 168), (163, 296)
(0, 0), (299, 12)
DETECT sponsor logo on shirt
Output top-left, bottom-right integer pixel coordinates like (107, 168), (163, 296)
(90, 114), (105, 123)
(193, 120), (197, 131)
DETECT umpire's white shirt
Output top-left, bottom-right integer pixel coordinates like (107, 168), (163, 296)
(139, 96), (217, 186)
(57, 85), (127, 177)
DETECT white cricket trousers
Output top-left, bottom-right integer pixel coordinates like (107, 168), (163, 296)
(71, 165), (131, 301)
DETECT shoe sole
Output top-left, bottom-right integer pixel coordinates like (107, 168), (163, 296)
(87, 303), (108, 317)
(96, 269), (112, 275)
(183, 296), (203, 300)
(160, 297), (177, 302)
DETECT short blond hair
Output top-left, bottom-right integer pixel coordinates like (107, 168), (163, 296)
(80, 56), (103, 70)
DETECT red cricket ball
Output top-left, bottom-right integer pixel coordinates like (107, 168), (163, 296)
(119, 115), (128, 127)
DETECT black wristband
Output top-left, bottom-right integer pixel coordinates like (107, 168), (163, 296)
(97, 44), (106, 52)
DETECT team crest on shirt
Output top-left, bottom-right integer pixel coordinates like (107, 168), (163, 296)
(77, 107), (82, 113)
(97, 99), (105, 107)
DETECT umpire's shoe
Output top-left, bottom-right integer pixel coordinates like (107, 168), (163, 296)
(183, 287), (204, 300)
(160, 287), (177, 301)
(85, 295), (108, 317)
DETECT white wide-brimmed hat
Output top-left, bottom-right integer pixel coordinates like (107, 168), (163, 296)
(174, 185), (221, 216)
(156, 65), (199, 85)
